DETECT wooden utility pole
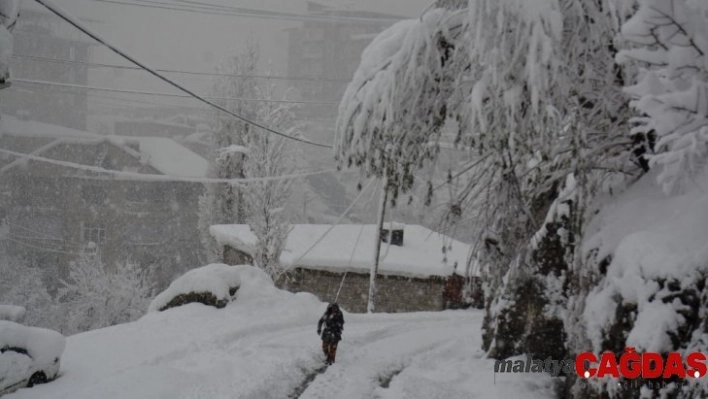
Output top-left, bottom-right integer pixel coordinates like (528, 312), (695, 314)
(367, 178), (388, 313)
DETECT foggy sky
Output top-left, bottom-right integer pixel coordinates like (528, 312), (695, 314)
(22, 0), (432, 95)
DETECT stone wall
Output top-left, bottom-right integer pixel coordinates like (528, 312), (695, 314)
(223, 245), (470, 313)
(276, 268), (446, 313)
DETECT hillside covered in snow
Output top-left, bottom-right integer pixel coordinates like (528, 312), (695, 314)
(6, 266), (552, 399)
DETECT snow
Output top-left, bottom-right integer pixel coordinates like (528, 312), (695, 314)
(0, 0), (19, 29)
(0, 306), (25, 323)
(210, 224), (473, 278)
(1, 115), (209, 178)
(0, 321), (65, 367)
(126, 137), (209, 178)
(583, 165), (708, 352)
(148, 264), (273, 312)
(218, 144), (249, 155)
(616, 0), (708, 194)
(0, 352), (31, 389)
(5, 275), (552, 399)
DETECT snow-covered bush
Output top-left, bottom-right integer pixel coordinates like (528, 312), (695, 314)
(617, 0), (708, 194)
(484, 174), (576, 361)
(582, 166), (708, 399)
(148, 264), (273, 312)
(58, 251), (153, 335)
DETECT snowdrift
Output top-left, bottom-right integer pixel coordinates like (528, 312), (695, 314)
(148, 264), (273, 312)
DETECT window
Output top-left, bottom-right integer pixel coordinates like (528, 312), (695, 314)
(81, 223), (106, 244)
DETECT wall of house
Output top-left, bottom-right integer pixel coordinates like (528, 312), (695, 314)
(5, 140), (204, 288)
(222, 245), (472, 313)
(276, 268), (446, 313)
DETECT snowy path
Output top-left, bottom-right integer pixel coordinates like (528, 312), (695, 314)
(7, 293), (554, 399)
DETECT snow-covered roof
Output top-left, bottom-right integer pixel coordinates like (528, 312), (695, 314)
(210, 224), (475, 278)
(118, 137), (209, 178)
(0, 115), (209, 178)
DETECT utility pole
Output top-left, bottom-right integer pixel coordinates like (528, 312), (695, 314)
(367, 178), (388, 313)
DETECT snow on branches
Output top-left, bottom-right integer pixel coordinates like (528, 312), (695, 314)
(334, 9), (462, 203)
(59, 250), (153, 334)
(241, 83), (297, 279)
(617, 0), (708, 194)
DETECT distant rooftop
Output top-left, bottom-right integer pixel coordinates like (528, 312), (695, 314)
(0, 115), (208, 178)
(210, 223), (477, 278)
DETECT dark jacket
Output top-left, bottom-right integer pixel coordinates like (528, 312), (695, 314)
(318, 306), (344, 343)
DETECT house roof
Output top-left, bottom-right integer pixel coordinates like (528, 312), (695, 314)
(0, 115), (209, 178)
(210, 223), (477, 278)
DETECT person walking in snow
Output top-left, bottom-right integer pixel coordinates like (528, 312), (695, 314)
(317, 303), (344, 365)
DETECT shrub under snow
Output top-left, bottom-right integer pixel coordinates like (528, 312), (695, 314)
(59, 252), (153, 335)
(148, 264), (273, 312)
(582, 166), (708, 398)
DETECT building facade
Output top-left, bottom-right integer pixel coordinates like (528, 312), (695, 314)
(4, 9), (94, 130)
(0, 117), (207, 289)
(212, 223), (482, 313)
(286, 2), (400, 118)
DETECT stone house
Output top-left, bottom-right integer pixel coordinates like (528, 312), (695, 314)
(0, 115), (208, 287)
(210, 223), (481, 313)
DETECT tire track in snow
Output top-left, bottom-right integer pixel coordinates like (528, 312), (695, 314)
(278, 321), (417, 399)
(297, 318), (467, 399)
(286, 364), (328, 399)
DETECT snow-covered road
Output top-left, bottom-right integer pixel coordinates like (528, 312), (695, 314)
(7, 286), (554, 399)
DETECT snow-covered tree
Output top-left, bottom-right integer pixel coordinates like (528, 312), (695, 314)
(58, 248), (153, 335)
(0, 255), (61, 331)
(199, 44), (297, 277)
(335, 0), (638, 385)
(573, 2), (708, 398)
(198, 43), (259, 262)
(241, 82), (297, 278)
(616, 0), (708, 194)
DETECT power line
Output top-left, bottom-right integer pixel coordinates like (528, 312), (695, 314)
(0, 146), (340, 183)
(32, 0), (334, 149)
(11, 83), (207, 111)
(289, 177), (376, 268)
(91, 0), (403, 24)
(13, 53), (353, 83)
(13, 78), (340, 105)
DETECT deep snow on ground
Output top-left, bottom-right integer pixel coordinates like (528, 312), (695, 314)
(6, 274), (555, 399)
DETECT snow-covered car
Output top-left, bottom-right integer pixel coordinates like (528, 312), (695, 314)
(0, 320), (65, 396)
